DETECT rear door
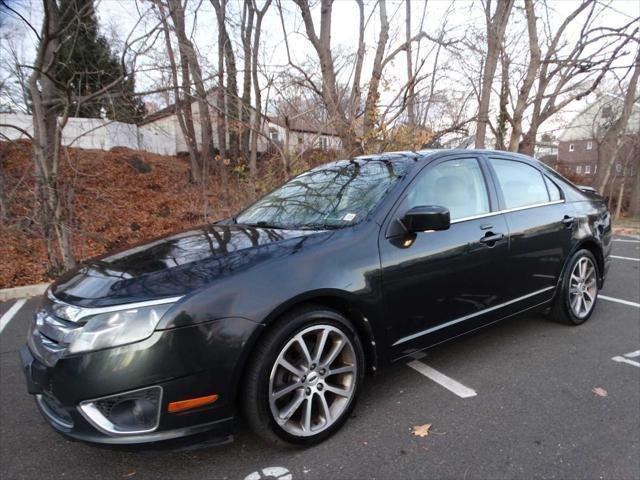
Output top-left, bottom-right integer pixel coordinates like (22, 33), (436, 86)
(379, 155), (511, 356)
(485, 155), (576, 307)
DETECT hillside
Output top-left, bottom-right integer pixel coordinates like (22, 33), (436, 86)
(0, 141), (263, 288)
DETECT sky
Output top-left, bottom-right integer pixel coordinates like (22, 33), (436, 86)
(2, 0), (639, 136)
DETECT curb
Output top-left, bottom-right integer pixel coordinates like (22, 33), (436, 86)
(0, 283), (49, 302)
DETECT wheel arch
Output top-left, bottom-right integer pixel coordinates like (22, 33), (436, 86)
(574, 238), (605, 288)
(230, 290), (379, 407)
(556, 237), (605, 293)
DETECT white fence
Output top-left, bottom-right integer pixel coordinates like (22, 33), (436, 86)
(0, 113), (176, 155)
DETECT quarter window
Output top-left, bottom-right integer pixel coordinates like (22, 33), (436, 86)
(544, 176), (562, 201)
(489, 158), (550, 209)
(405, 158), (490, 221)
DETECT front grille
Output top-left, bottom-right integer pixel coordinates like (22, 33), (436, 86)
(33, 308), (82, 354)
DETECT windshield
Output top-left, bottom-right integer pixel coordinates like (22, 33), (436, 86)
(236, 159), (412, 229)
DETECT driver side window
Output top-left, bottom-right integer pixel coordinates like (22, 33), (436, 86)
(405, 158), (490, 221)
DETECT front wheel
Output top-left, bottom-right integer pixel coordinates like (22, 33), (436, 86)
(549, 249), (599, 325)
(242, 306), (365, 446)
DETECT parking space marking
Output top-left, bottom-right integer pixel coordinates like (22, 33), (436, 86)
(610, 255), (640, 262)
(407, 360), (477, 398)
(612, 349), (640, 368)
(0, 299), (26, 335)
(612, 357), (640, 368)
(612, 239), (640, 243)
(599, 295), (640, 308)
(622, 350), (640, 358)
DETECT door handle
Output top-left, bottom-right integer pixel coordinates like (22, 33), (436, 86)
(561, 215), (575, 227)
(479, 232), (504, 246)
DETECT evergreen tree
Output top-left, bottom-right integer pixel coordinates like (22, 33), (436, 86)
(56, 0), (145, 122)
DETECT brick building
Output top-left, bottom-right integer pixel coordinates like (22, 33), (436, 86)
(556, 94), (639, 184)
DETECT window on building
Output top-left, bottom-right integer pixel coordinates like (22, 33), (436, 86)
(586, 141), (593, 150)
(319, 137), (328, 150)
(271, 130), (279, 142)
(616, 163), (622, 174)
(585, 165), (591, 174)
(576, 165), (582, 174)
(297, 136), (303, 145)
(569, 144), (575, 152)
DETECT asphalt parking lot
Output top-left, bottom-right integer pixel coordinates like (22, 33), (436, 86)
(1, 236), (638, 480)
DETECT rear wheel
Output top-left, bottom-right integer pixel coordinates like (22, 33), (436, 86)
(549, 249), (599, 325)
(242, 306), (365, 446)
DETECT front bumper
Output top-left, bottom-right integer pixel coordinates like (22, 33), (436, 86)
(20, 316), (261, 446)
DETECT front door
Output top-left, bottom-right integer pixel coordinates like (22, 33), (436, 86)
(379, 156), (510, 358)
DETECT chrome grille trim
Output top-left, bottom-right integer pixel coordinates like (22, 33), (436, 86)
(46, 290), (183, 323)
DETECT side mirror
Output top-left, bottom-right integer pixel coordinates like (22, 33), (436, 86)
(401, 205), (450, 233)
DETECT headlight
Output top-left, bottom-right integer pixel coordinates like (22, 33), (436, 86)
(63, 303), (174, 354)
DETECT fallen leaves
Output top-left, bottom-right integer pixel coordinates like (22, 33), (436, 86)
(592, 387), (608, 397)
(412, 423), (432, 437)
(1, 140), (319, 289)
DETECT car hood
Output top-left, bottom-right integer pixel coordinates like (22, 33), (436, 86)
(52, 224), (327, 307)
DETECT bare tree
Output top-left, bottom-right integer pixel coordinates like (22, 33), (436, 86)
(509, 1), (637, 155)
(249, 0), (272, 181)
(210, 0), (240, 162)
(593, 47), (640, 193)
(155, 0), (202, 182)
(474, 0), (514, 149)
(5, 0), (151, 270)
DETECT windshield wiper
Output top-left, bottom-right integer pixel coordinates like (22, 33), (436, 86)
(295, 223), (344, 231)
(242, 221), (286, 229)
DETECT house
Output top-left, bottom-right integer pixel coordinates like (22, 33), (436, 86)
(556, 94), (640, 181)
(137, 90), (342, 157)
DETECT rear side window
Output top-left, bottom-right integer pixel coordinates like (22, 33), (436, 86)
(544, 176), (562, 201)
(489, 158), (549, 209)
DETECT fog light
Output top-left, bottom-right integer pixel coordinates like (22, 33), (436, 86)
(78, 386), (162, 435)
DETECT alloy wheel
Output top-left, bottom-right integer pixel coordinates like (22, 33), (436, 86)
(268, 324), (357, 437)
(569, 256), (598, 319)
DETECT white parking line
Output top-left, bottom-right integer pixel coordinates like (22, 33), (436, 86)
(599, 295), (640, 308)
(0, 299), (27, 335)
(612, 239), (640, 243)
(623, 350), (640, 358)
(611, 255), (640, 262)
(612, 356), (640, 368)
(407, 360), (477, 398)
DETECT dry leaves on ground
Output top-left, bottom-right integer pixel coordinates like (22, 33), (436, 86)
(592, 387), (608, 397)
(412, 423), (432, 437)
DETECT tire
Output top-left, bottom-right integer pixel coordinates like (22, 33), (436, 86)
(242, 304), (365, 446)
(548, 249), (599, 325)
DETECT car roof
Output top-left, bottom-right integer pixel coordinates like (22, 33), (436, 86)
(356, 149), (538, 164)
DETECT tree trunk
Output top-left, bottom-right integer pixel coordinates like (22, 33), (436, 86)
(405, 0), (415, 130)
(249, 0), (272, 183)
(29, 0), (76, 271)
(594, 48), (640, 192)
(362, 0), (390, 148)
(240, 0), (254, 158)
(507, 0), (540, 152)
(156, 0), (201, 183)
(168, 0), (222, 209)
(475, 0), (514, 149)
(629, 166), (640, 217)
